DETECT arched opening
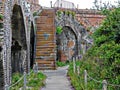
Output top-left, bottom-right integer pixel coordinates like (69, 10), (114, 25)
(30, 22), (35, 68)
(56, 26), (78, 62)
(0, 46), (4, 89)
(11, 4), (27, 73)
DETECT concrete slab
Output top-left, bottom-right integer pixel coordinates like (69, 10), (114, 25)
(41, 65), (73, 90)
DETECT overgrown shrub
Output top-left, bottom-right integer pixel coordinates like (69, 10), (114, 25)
(68, 7), (120, 90)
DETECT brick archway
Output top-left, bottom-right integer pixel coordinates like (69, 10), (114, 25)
(11, 4), (27, 73)
(56, 26), (78, 61)
(0, 0), (34, 89)
(0, 48), (4, 90)
(55, 11), (87, 61)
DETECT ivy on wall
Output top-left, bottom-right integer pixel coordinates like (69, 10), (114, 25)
(56, 10), (75, 18)
(56, 26), (63, 34)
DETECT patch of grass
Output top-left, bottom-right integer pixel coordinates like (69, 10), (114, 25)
(68, 61), (103, 90)
(68, 60), (120, 90)
(10, 73), (23, 90)
(10, 71), (46, 90)
(56, 61), (69, 67)
(27, 71), (46, 89)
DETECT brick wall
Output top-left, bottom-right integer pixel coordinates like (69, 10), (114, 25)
(76, 9), (105, 29)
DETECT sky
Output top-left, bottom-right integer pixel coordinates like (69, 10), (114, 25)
(39, 0), (118, 9)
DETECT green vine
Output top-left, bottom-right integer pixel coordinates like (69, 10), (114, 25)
(56, 10), (75, 18)
(56, 26), (63, 34)
(56, 10), (62, 17)
(71, 11), (75, 17)
(65, 11), (70, 16)
(0, 14), (3, 20)
(65, 10), (75, 17)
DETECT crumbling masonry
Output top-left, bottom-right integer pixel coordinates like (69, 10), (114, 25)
(0, 0), (35, 89)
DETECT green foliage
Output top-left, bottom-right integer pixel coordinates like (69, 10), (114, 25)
(56, 26), (63, 34)
(71, 11), (75, 17)
(56, 61), (66, 67)
(10, 71), (46, 90)
(92, 8), (120, 67)
(12, 73), (22, 83)
(56, 10), (62, 17)
(65, 10), (75, 17)
(11, 73), (23, 90)
(0, 14), (3, 20)
(68, 61), (102, 90)
(0, 14), (3, 28)
(27, 71), (46, 89)
(68, 60), (120, 90)
(56, 10), (75, 18)
(93, 8), (120, 44)
(56, 61), (69, 67)
(33, 12), (38, 17)
(68, 7), (120, 90)
(101, 9), (110, 15)
(65, 11), (70, 16)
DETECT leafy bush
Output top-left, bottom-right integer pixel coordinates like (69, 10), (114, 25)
(92, 8), (120, 72)
(93, 8), (120, 44)
(68, 60), (120, 90)
(68, 7), (120, 90)
(68, 61), (102, 90)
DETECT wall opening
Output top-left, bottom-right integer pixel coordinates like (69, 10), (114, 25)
(30, 22), (35, 68)
(0, 46), (4, 89)
(0, 46), (2, 52)
(56, 26), (78, 62)
(11, 4), (27, 73)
